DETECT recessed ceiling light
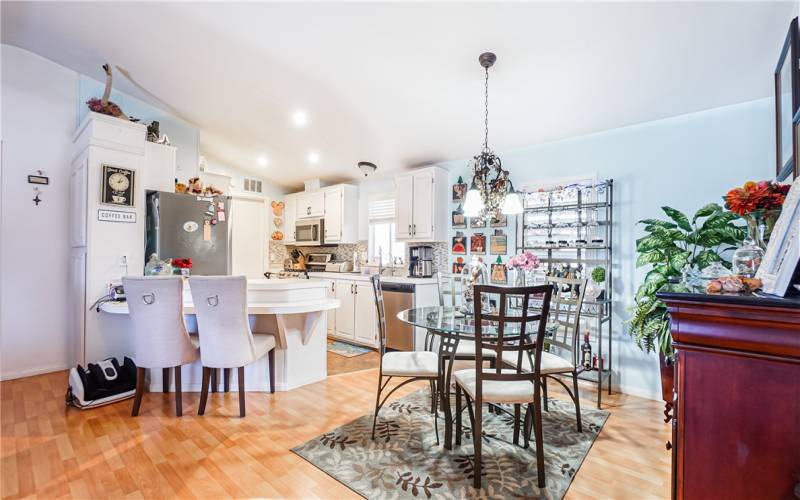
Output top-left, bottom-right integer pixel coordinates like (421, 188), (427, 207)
(257, 155), (269, 167)
(292, 110), (308, 127)
(307, 152), (320, 164)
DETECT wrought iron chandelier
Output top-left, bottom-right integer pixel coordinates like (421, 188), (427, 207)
(463, 52), (523, 219)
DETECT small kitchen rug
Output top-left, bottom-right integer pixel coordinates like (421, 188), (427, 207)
(292, 389), (609, 499)
(327, 340), (372, 358)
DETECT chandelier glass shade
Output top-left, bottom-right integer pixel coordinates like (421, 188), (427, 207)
(463, 52), (523, 220)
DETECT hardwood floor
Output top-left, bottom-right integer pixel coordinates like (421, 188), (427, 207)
(326, 342), (379, 376)
(0, 368), (670, 499)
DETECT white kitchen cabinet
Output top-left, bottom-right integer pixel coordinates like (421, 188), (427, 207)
(296, 191), (324, 219)
(283, 193), (297, 243)
(323, 184), (358, 244)
(230, 195), (268, 279)
(324, 279), (337, 335)
(329, 278), (378, 348)
(69, 158), (88, 248)
(334, 280), (355, 339)
(143, 142), (176, 192)
(396, 174), (414, 239)
(395, 166), (449, 242)
(354, 282), (378, 345)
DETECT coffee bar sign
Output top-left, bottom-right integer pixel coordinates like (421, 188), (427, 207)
(98, 209), (136, 223)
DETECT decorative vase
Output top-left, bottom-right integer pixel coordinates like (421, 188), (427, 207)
(460, 256), (488, 314)
(742, 209), (781, 250)
(508, 267), (525, 287)
(731, 238), (764, 278)
(180, 268), (190, 277)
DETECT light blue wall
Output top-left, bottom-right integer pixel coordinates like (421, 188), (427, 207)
(437, 97), (774, 399)
(78, 76), (200, 178)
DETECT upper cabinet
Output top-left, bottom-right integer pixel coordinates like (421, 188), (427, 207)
(395, 166), (449, 242)
(323, 185), (358, 244)
(283, 184), (358, 245)
(296, 191), (325, 218)
(283, 193), (297, 244)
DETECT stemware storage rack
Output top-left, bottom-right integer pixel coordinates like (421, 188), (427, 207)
(515, 179), (614, 408)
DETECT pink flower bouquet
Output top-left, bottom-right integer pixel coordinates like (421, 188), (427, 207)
(507, 251), (540, 271)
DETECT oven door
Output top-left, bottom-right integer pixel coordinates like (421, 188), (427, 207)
(295, 219), (323, 245)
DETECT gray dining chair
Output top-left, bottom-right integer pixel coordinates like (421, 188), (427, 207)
(435, 271), (497, 365)
(370, 275), (439, 443)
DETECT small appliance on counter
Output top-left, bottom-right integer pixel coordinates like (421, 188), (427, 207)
(286, 249), (306, 270)
(305, 253), (333, 272)
(408, 245), (434, 278)
(325, 260), (353, 273)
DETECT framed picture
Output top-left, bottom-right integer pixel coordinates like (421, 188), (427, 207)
(100, 164), (135, 207)
(793, 109), (800, 181)
(757, 177), (800, 295)
(490, 232), (507, 255)
(452, 235), (467, 255)
(490, 263), (507, 284)
(452, 257), (465, 274)
(452, 177), (468, 202)
(452, 206), (467, 229)
(470, 233), (486, 254)
(470, 217), (486, 229)
(491, 213), (507, 228)
(775, 17), (799, 180)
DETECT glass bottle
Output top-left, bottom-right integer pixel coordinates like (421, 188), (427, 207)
(581, 332), (593, 370)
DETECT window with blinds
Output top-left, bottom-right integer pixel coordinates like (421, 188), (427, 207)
(368, 194), (404, 266)
(368, 196), (395, 221)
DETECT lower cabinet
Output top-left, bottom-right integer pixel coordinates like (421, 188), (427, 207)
(331, 279), (378, 348)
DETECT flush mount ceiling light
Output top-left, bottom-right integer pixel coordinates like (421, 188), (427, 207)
(463, 52), (523, 219)
(291, 110), (308, 127)
(307, 152), (320, 164)
(257, 155), (269, 167)
(358, 161), (377, 177)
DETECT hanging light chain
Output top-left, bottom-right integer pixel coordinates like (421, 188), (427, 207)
(483, 66), (489, 151)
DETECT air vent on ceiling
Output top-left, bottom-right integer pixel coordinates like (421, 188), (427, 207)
(243, 178), (263, 193)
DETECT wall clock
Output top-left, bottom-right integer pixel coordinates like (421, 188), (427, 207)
(100, 164), (135, 207)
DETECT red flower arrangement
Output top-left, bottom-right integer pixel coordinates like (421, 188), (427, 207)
(171, 258), (193, 269)
(723, 180), (789, 216)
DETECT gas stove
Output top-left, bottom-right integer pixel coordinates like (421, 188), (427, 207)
(263, 270), (310, 280)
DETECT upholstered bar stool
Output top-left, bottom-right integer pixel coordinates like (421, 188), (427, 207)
(123, 276), (200, 417)
(189, 276), (276, 418)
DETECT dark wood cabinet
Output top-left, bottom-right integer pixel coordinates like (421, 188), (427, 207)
(658, 288), (800, 500)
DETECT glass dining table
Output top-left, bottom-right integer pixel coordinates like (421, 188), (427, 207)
(397, 306), (536, 449)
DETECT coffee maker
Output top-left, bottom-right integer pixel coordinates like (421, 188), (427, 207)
(408, 245), (434, 277)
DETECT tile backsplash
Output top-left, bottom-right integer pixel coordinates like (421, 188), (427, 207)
(269, 240), (449, 275)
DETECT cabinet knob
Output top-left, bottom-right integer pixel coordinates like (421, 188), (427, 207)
(413, 224), (416, 235)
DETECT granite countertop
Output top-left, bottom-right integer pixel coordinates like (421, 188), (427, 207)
(307, 271), (438, 285)
(656, 283), (800, 308)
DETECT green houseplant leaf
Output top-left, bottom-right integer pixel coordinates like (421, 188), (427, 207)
(629, 202), (743, 359)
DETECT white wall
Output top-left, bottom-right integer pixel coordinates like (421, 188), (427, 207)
(1, 45), (79, 379)
(437, 98), (774, 401)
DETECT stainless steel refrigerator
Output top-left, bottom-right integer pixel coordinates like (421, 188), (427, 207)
(145, 191), (232, 275)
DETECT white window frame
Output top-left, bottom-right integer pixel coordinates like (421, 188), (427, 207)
(368, 192), (405, 267)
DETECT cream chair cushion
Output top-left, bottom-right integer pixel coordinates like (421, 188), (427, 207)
(501, 351), (574, 375)
(252, 333), (277, 360)
(382, 351), (438, 378)
(454, 368), (537, 404)
(455, 341), (497, 359)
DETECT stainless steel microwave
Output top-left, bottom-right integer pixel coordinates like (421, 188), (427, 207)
(295, 218), (324, 246)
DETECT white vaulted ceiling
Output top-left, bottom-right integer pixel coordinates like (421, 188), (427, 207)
(1, 1), (795, 189)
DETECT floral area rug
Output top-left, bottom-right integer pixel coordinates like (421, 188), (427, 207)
(328, 340), (373, 358)
(292, 389), (609, 499)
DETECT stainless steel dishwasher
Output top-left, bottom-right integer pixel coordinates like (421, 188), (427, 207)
(381, 282), (415, 351)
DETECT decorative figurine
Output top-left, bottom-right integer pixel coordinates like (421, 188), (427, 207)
(86, 64), (129, 120)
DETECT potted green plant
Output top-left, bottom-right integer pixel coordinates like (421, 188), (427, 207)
(629, 203), (744, 417)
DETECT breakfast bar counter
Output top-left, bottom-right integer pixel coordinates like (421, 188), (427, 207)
(99, 278), (340, 392)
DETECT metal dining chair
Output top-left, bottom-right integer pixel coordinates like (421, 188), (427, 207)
(370, 275), (439, 443)
(454, 284), (553, 489)
(123, 276), (199, 417)
(501, 276), (586, 431)
(435, 271), (497, 365)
